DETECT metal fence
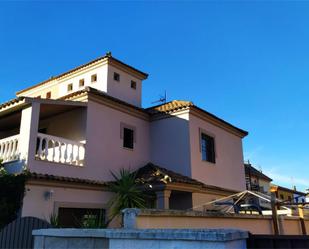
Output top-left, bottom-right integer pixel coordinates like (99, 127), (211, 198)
(0, 217), (52, 249)
(247, 234), (309, 249)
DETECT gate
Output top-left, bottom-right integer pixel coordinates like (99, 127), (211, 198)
(247, 234), (309, 249)
(0, 217), (52, 249)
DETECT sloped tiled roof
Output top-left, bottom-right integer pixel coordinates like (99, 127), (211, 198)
(0, 97), (25, 111)
(244, 163), (272, 182)
(29, 172), (108, 187)
(135, 163), (237, 193)
(16, 53), (148, 95)
(146, 100), (193, 114)
(147, 100), (248, 137)
(26, 163), (237, 194)
(272, 184), (306, 196)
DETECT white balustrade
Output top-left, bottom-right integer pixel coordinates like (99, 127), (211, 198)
(0, 135), (20, 163)
(36, 133), (85, 166)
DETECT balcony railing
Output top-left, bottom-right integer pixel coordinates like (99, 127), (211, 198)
(36, 133), (85, 166)
(0, 135), (20, 163)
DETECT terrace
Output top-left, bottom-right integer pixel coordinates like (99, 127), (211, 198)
(0, 98), (87, 175)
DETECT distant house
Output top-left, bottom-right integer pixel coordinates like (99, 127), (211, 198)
(271, 185), (306, 204)
(244, 162), (272, 194)
(0, 53), (248, 227)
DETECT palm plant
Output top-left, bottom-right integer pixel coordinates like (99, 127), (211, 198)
(108, 168), (146, 222)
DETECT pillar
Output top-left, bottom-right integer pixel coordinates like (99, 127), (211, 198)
(19, 102), (40, 165)
(156, 190), (171, 209)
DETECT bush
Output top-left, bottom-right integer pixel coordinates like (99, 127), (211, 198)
(0, 162), (29, 229)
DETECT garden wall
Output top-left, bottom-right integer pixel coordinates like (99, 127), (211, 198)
(123, 209), (309, 235)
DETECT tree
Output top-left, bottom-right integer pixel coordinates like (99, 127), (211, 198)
(108, 168), (146, 222)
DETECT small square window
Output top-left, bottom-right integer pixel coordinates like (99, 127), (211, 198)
(79, 79), (85, 87)
(46, 92), (51, 99)
(131, 81), (137, 89)
(67, 83), (73, 92)
(123, 127), (134, 149)
(201, 133), (215, 163)
(114, 72), (120, 82)
(91, 74), (97, 83)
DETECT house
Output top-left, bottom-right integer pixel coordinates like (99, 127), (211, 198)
(244, 162), (272, 194)
(271, 185), (307, 204)
(0, 53), (248, 226)
(244, 162), (272, 210)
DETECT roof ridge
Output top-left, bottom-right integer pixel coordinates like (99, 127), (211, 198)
(16, 52), (148, 95)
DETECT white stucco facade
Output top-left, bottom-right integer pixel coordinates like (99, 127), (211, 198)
(16, 55), (146, 107)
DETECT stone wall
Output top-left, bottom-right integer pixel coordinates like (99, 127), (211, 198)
(33, 228), (248, 249)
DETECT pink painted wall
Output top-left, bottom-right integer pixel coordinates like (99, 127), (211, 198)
(84, 100), (150, 181)
(107, 65), (142, 107)
(22, 183), (113, 222)
(150, 112), (191, 176)
(189, 113), (246, 191)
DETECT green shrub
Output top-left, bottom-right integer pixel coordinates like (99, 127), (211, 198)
(0, 162), (30, 229)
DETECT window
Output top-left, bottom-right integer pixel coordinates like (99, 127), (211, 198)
(67, 83), (73, 92)
(46, 92), (51, 99)
(79, 79), (85, 87)
(131, 80), (137, 89)
(91, 74), (97, 83)
(201, 133), (215, 163)
(123, 127), (134, 149)
(114, 72), (120, 81)
(58, 208), (106, 228)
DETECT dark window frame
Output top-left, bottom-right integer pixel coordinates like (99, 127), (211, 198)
(67, 83), (73, 92)
(91, 74), (97, 83)
(46, 92), (51, 99)
(58, 207), (106, 228)
(114, 72), (120, 82)
(131, 80), (137, 89)
(120, 123), (136, 150)
(201, 133), (216, 163)
(123, 127), (134, 149)
(79, 79), (85, 87)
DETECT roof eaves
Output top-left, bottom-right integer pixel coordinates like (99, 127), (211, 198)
(60, 87), (150, 119)
(244, 164), (273, 182)
(135, 163), (238, 194)
(29, 172), (108, 187)
(16, 54), (148, 96)
(146, 101), (248, 138)
(192, 105), (248, 137)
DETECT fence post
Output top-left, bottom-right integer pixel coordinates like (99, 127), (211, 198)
(270, 189), (280, 235)
(298, 205), (307, 235)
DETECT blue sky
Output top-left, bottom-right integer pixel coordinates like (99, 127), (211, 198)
(0, 1), (308, 191)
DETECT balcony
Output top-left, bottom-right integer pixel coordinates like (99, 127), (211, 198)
(0, 133), (85, 166)
(0, 135), (20, 163)
(36, 133), (85, 166)
(0, 98), (87, 176)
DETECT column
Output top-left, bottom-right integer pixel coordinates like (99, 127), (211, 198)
(156, 190), (171, 209)
(19, 102), (40, 165)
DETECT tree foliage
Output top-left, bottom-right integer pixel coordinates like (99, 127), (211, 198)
(0, 161), (30, 229)
(108, 168), (146, 221)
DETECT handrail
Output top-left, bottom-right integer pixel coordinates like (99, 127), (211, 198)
(36, 133), (85, 166)
(0, 135), (20, 163)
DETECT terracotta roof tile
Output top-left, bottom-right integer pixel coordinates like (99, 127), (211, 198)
(16, 53), (148, 95)
(0, 97), (25, 111)
(135, 163), (237, 193)
(146, 100), (193, 114)
(147, 101), (248, 137)
(29, 172), (108, 187)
